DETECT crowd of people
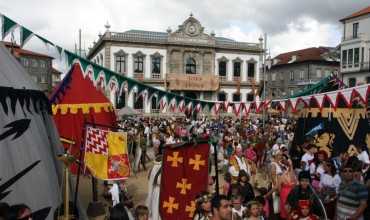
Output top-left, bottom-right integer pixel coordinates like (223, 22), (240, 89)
(1, 115), (369, 220)
(102, 115), (370, 220)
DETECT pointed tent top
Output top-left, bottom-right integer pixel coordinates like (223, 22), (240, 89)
(50, 63), (112, 105)
(0, 42), (39, 90)
(190, 12), (193, 17)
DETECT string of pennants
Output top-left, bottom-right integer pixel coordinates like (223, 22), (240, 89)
(220, 84), (370, 116)
(1, 14), (370, 116)
(0, 14), (215, 113)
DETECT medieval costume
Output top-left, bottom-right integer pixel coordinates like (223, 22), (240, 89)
(229, 146), (249, 182)
(146, 157), (162, 220)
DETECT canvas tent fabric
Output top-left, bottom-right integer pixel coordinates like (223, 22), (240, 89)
(50, 63), (116, 174)
(0, 42), (63, 219)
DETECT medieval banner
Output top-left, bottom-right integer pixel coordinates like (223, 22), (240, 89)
(293, 107), (370, 157)
(160, 141), (210, 220)
(84, 127), (130, 180)
(166, 74), (219, 91)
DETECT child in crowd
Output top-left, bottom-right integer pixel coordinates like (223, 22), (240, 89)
(134, 205), (149, 220)
(231, 195), (246, 220)
(290, 200), (319, 220)
(246, 201), (263, 220)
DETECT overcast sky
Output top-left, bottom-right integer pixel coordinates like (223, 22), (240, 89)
(1, 0), (370, 62)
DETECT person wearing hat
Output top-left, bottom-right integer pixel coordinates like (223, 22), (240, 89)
(290, 200), (319, 220)
(286, 171), (322, 218)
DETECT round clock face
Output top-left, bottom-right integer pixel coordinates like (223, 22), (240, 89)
(186, 23), (198, 36)
(188, 25), (196, 34)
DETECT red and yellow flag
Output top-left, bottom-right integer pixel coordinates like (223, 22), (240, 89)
(84, 127), (130, 180)
(160, 141), (210, 220)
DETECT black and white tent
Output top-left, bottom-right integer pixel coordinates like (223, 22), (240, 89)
(0, 42), (63, 219)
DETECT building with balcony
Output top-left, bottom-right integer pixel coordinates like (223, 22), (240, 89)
(3, 41), (55, 93)
(266, 47), (339, 98)
(87, 14), (263, 113)
(339, 6), (370, 87)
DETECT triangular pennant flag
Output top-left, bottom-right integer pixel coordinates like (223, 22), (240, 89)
(279, 101), (286, 111)
(244, 103), (251, 114)
(20, 26), (33, 47)
(224, 101), (229, 111)
(64, 50), (76, 66)
(35, 34), (55, 46)
(314, 94), (325, 108)
(340, 90), (352, 106)
(1, 15), (17, 40)
(289, 98), (298, 110)
(56, 45), (63, 56)
(326, 92), (339, 107)
(79, 59), (90, 73)
(355, 85), (368, 104)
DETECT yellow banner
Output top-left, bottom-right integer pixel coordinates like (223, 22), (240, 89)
(84, 128), (130, 180)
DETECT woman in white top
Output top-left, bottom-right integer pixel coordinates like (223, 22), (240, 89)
(319, 161), (341, 219)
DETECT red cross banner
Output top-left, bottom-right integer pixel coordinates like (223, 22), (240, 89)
(84, 126), (130, 180)
(159, 140), (210, 220)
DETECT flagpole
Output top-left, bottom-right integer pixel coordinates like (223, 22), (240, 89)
(73, 119), (86, 214)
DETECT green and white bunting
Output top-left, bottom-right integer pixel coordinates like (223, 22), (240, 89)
(0, 13), (217, 113)
(1, 15), (17, 40)
(20, 26), (33, 47)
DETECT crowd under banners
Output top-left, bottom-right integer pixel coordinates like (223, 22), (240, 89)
(166, 74), (219, 91)
(84, 127), (130, 180)
(160, 141), (210, 220)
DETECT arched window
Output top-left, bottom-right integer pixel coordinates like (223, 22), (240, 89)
(116, 91), (126, 109)
(134, 93), (144, 110)
(185, 57), (196, 74)
(151, 96), (158, 110)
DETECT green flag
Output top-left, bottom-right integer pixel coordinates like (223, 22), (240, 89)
(56, 45), (63, 56)
(20, 26), (33, 47)
(2, 16), (17, 40)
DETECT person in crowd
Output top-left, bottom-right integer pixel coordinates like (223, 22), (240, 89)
(109, 203), (131, 220)
(6, 204), (32, 220)
(356, 145), (370, 173)
(246, 201), (263, 220)
(301, 145), (317, 172)
(229, 145), (249, 182)
(290, 200), (319, 220)
(318, 160), (341, 219)
(193, 192), (213, 220)
(310, 150), (328, 190)
(279, 154), (297, 219)
(0, 203), (9, 220)
(222, 172), (232, 196)
(286, 171), (322, 218)
(231, 195), (246, 220)
(210, 195), (232, 220)
(134, 205), (149, 220)
(269, 149), (283, 217)
(237, 170), (255, 205)
(336, 163), (368, 220)
(363, 170), (370, 218)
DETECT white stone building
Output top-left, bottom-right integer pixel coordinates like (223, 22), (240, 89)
(340, 6), (370, 87)
(87, 15), (263, 113)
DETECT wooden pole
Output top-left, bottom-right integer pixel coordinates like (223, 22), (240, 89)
(64, 164), (69, 220)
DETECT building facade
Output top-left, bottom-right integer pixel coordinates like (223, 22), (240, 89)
(4, 42), (55, 93)
(266, 47), (339, 99)
(340, 6), (370, 87)
(87, 15), (263, 113)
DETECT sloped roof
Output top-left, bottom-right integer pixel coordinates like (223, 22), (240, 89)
(340, 6), (370, 22)
(2, 41), (53, 59)
(272, 47), (336, 66)
(0, 42), (39, 90)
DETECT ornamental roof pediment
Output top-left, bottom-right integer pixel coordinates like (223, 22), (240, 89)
(168, 14), (215, 46)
